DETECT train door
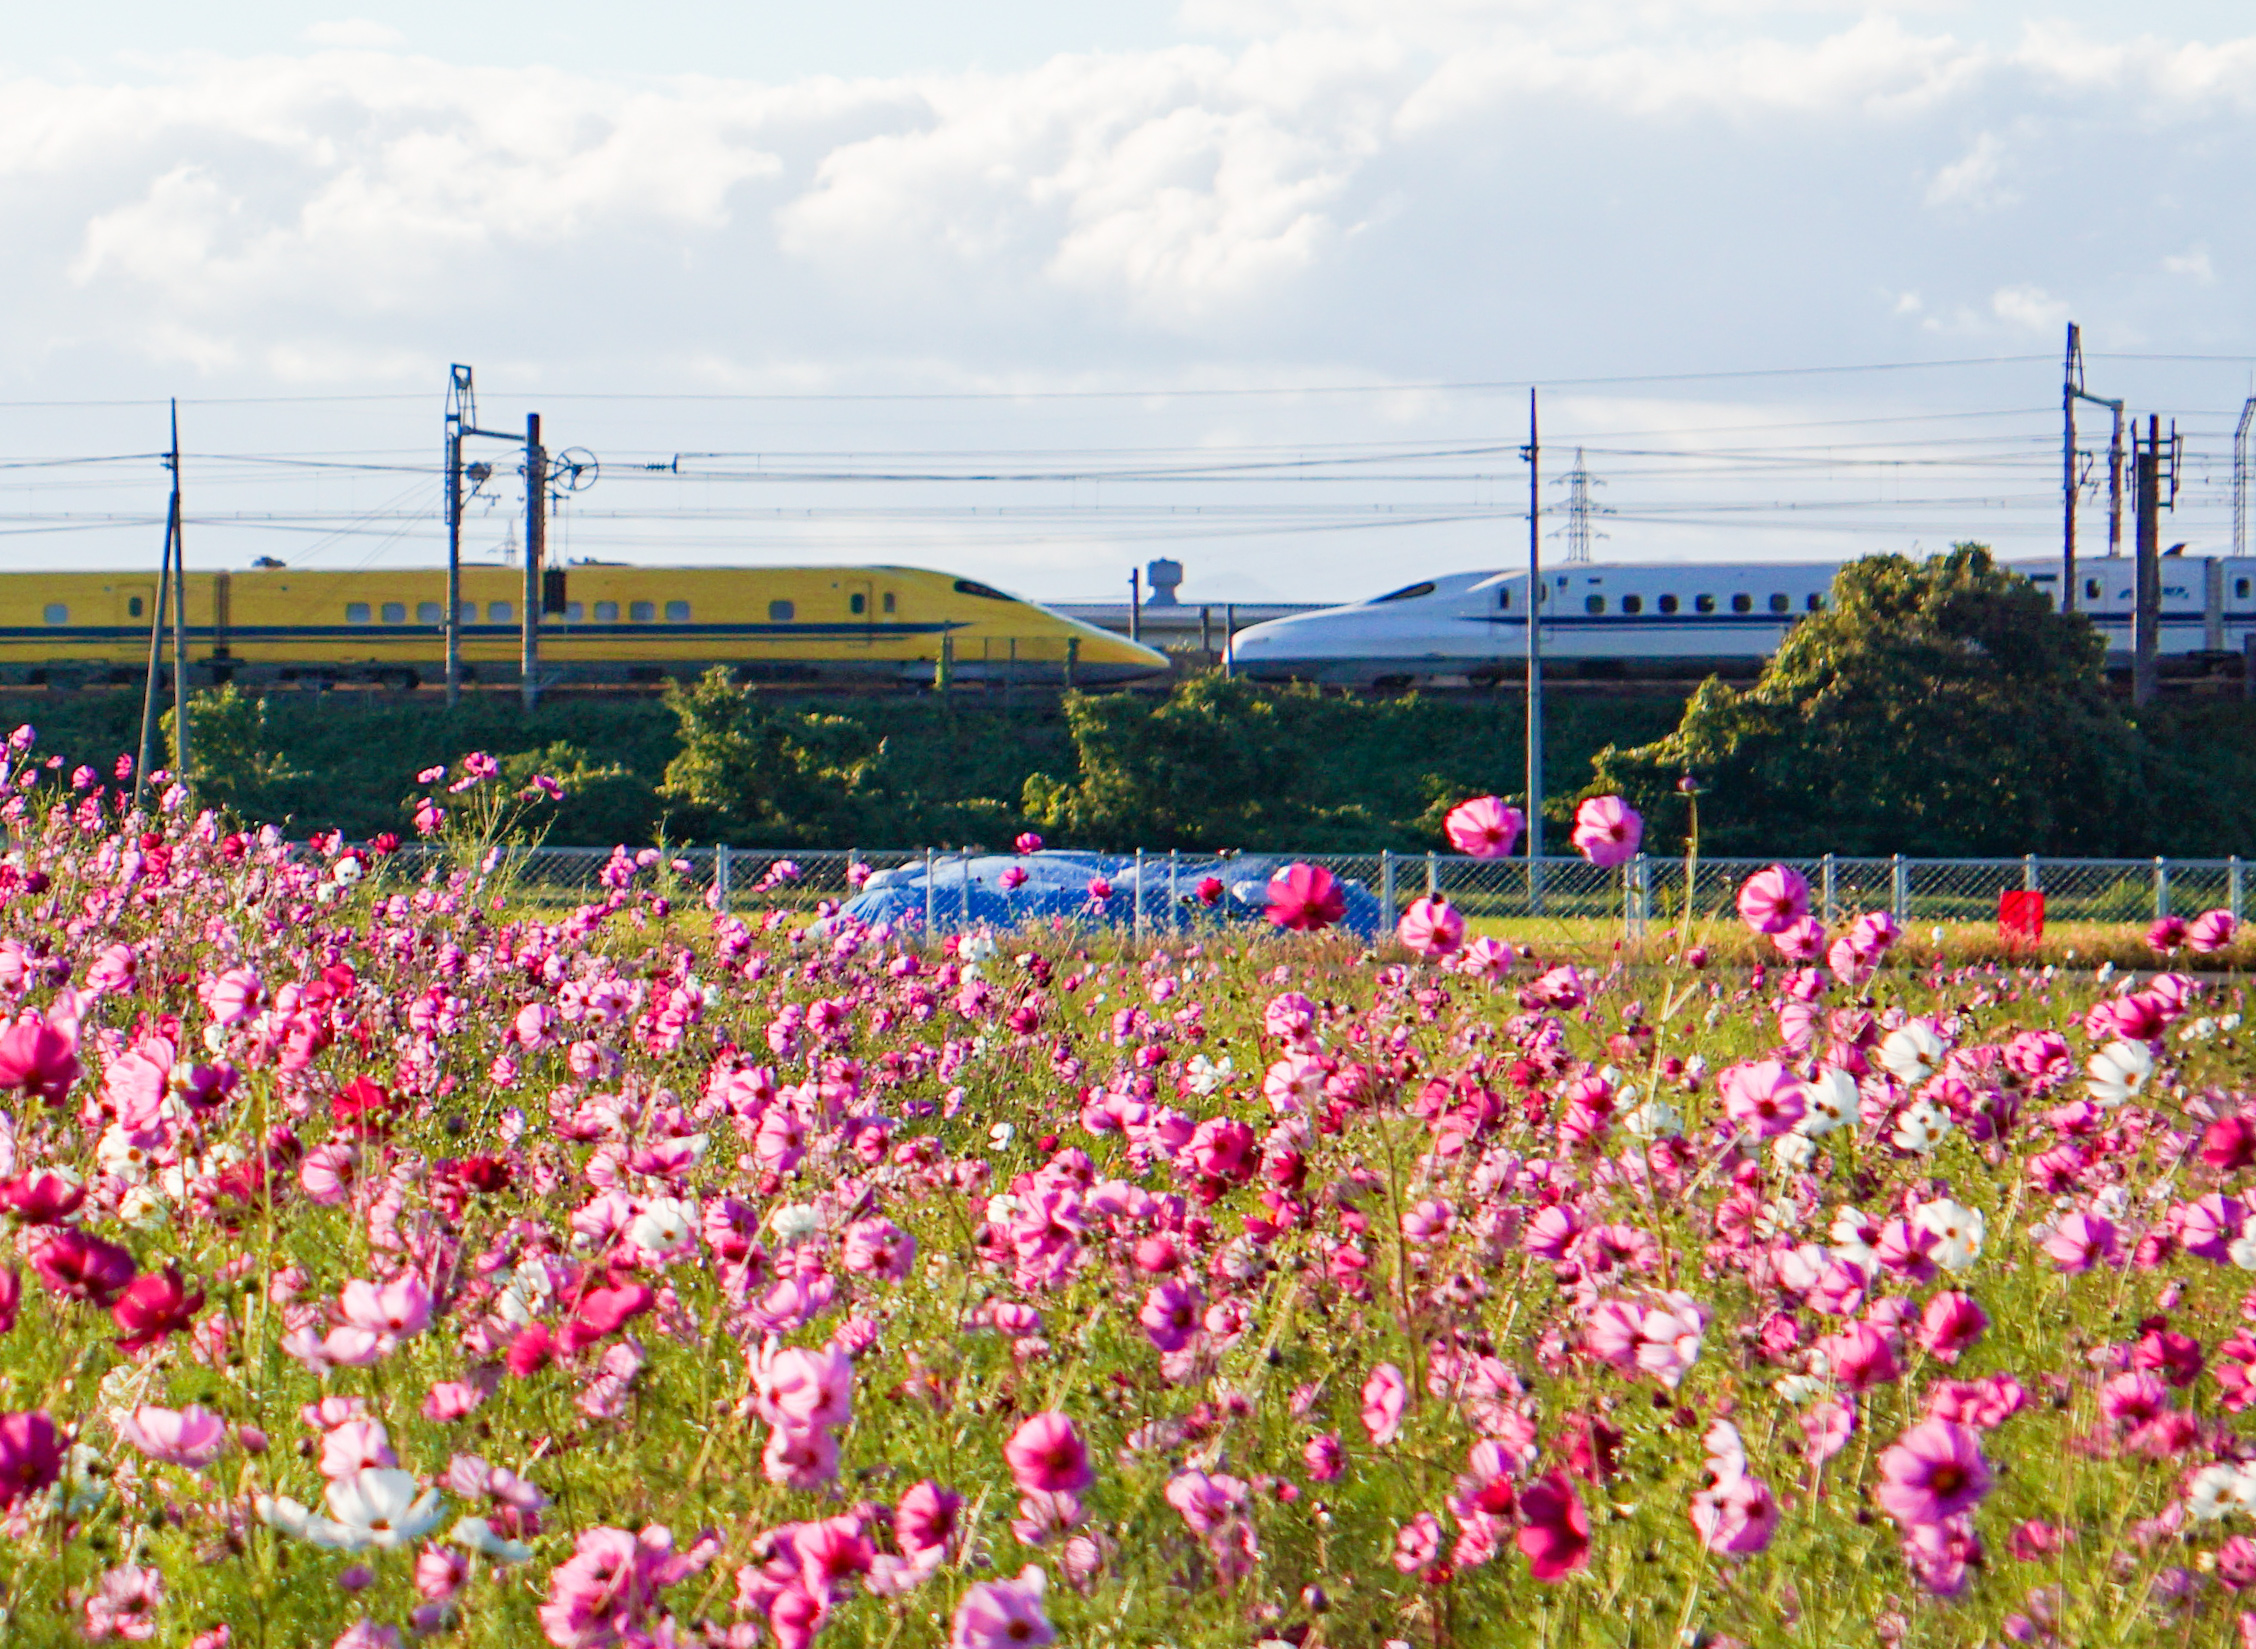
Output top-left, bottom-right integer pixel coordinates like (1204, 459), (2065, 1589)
(117, 584), (156, 662)
(844, 578), (876, 647)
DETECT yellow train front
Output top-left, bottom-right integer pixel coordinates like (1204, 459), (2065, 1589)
(0, 565), (1167, 689)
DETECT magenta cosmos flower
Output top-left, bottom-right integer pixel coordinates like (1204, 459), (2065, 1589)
(1266, 864), (1346, 933)
(1395, 897), (1464, 958)
(1875, 1419), (1993, 1526)
(1515, 1470), (1591, 1581)
(951, 1566), (1053, 1649)
(1736, 864), (1810, 934)
(1003, 1413), (1093, 1495)
(1443, 796), (1524, 858)
(2188, 908), (2238, 954)
(1570, 796), (1641, 868)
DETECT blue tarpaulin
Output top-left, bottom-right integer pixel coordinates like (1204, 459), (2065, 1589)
(838, 851), (1385, 939)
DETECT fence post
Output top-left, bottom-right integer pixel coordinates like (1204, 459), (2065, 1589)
(1630, 853), (1649, 941)
(2234, 855), (2244, 925)
(1820, 852), (1836, 926)
(960, 847), (973, 930)
(2155, 856), (2169, 920)
(1380, 849), (1396, 920)
(922, 848), (936, 943)
(2024, 853), (2038, 892)
(1169, 848), (1180, 935)
(1891, 854), (1907, 923)
(714, 843), (730, 912)
(1425, 851), (1438, 899)
(1133, 849), (1145, 941)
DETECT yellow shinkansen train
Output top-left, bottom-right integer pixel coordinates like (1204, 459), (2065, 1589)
(0, 564), (1166, 689)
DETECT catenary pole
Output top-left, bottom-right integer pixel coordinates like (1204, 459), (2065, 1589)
(2062, 323), (2079, 613)
(169, 401), (188, 795)
(1524, 387), (1543, 904)
(445, 366), (472, 708)
(2134, 415), (2161, 706)
(133, 437), (177, 809)
(522, 413), (545, 714)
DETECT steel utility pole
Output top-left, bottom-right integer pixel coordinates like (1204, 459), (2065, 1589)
(168, 401), (188, 795)
(2234, 394), (2255, 558)
(133, 410), (180, 810)
(444, 366), (473, 708)
(522, 413), (545, 713)
(2133, 414), (2164, 706)
(1523, 388), (1543, 904)
(2061, 323), (2124, 613)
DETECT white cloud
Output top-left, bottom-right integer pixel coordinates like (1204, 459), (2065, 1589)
(2163, 246), (2215, 283)
(1925, 131), (2013, 209)
(300, 20), (406, 50)
(1991, 282), (2070, 333)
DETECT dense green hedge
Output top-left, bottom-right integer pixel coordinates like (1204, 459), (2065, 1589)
(10, 667), (2251, 855)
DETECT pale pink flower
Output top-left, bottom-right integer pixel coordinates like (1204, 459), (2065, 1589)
(1875, 1419), (1993, 1527)
(1361, 1363), (1409, 1445)
(950, 1566), (1053, 1649)
(1444, 796), (1524, 858)
(1736, 865), (1810, 934)
(337, 1275), (432, 1339)
(1396, 897), (1465, 958)
(1570, 796), (1641, 868)
(1003, 1413), (1093, 1495)
(114, 1404), (227, 1469)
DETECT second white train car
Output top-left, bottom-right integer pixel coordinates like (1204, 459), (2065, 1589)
(1224, 557), (2256, 688)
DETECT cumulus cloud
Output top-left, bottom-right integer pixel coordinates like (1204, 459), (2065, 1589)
(1924, 131), (2013, 209)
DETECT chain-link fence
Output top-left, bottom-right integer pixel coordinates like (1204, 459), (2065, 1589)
(383, 843), (2255, 950)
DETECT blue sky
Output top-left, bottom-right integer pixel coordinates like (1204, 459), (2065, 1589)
(3, 3), (2254, 601)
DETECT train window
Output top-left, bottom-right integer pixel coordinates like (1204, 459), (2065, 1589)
(1768, 593), (1790, 614)
(127, 596), (144, 618)
(1732, 594), (1753, 614)
(488, 601), (512, 624)
(416, 602), (442, 624)
(1496, 588), (1512, 610)
(1375, 581), (1436, 603)
(630, 601), (655, 622)
(564, 603), (584, 622)
(381, 602), (406, 624)
(42, 603), (66, 625)
(664, 601), (690, 622)
(1806, 592), (1824, 612)
(346, 603), (372, 624)
(2240, 579), (2253, 600)
(595, 601), (619, 622)
(1695, 594), (1715, 614)
(1584, 595), (1605, 615)
(883, 592), (896, 614)
(849, 593), (867, 616)
(953, 578), (1012, 601)
(458, 602), (477, 624)
(1658, 594), (1678, 614)
(1621, 594), (1642, 615)
(769, 600), (795, 623)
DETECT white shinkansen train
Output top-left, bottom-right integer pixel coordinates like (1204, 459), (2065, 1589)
(1223, 556), (2256, 688)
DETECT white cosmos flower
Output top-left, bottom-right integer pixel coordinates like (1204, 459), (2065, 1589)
(451, 1515), (535, 1564)
(1772, 1374), (1827, 1404)
(258, 1493), (363, 1550)
(1912, 1198), (1986, 1271)
(2229, 1218), (2256, 1272)
(2086, 1040), (2152, 1107)
(959, 934), (996, 964)
(1890, 1098), (1952, 1154)
(627, 1196), (697, 1256)
(325, 1468), (444, 1550)
(2187, 1463), (2256, 1522)
(768, 1203), (822, 1245)
(1621, 1098), (1683, 1141)
(1772, 1133), (1816, 1172)
(1828, 1207), (1880, 1272)
(1796, 1066), (1858, 1137)
(1185, 1054), (1235, 1096)
(1877, 1022), (1947, 1085)
(496, 1263), (554, 1327)
(116, 1185), (167, 1230)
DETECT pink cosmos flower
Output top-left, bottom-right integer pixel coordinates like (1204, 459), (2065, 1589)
(1014, 833), (1043, 855)
(1395, 897), (1464, 958)
(1266, 864), (1346, 933)
(756, 1347), (855, 1434)
(1736, 864), (1810, 934)
(950, 1566), (1053, 1649)
(1914, 1292), (1988, 1364)
(0, 1012), (80, 1103)
(2044, 1212), (2120, 1273)
(1444, 796), (1524, 858)
(33, 1230), (135, 1305)
(1515, 1470), (1591, 1581)
(1139, 1278), (1204, 1353)
(1085, 878), (1112, 904)
(1304, 1433), (1344, 1481)
(2148, 915), (2189, 954)
(111, 1267), (203, 1353)
(998, 866), (1029, 891)
(1875, 1419), (1993, 1527)
(2189, 909), (2238, 954)
(763, 1425), (841, 1489)
(1690, 1422), (1778, 1556)
(1361, 1363), (1408, 1446)
(115, 1404), (228, 1469)
(338, 1276), (433, 1340)
(1819, 1320), (1901, 1392)
(0, 1410), (63, 1507)
(1003, 1412), (1093, 1495)
(1570, 796), (1641, 868)
(895, 1481), (962, 1556)
(1719, 1059), (1806, 1138)
(1772, 915), (1826, 963)
(82, 1563), (163, 1642)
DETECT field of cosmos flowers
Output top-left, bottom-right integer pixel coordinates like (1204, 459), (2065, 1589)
(4, 741), (2256, 1649)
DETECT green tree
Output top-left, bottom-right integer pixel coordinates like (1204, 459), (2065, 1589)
(1590, 544), (2141, 855)
(498, 742), (658, 848)
(162, 684), (308, 821)
(656, 667), (892, 843)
